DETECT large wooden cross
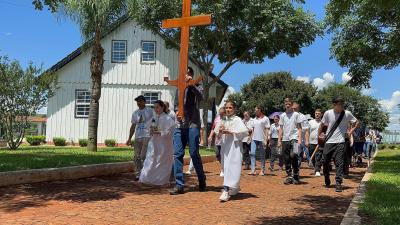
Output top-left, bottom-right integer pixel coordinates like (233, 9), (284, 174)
(162, 0), (211, 119)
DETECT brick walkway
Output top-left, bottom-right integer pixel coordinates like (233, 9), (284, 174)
(0, 161), (366, 225)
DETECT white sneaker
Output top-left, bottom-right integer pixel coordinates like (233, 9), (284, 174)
(185, 170), (192, 175)
(315, 172), (321, 177)
(228, 188), (240, 196)
(219, 191), (230, 202)
(219, 171), (224, 177)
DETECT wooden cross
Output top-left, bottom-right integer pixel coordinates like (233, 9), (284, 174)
(162, 0), (211, 119)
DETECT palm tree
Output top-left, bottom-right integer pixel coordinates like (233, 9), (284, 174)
(57, 0), (127, 151)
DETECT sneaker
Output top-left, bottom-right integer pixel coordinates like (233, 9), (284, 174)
(324, 176), (331, 187)
(248, 170), (256, 175)
(315, 172), (321, 177)
(259, 171), (265, 176)
(335, 183), (343, 192)
(284, 177), (293, 185)
(293, 175), (300, 185)
(219, 171), (224, 177)
(219, 191), (230, 202)
(184, 170), (192, 175)
(199, 177), (207, 192)
(169, 187), (184, 195)
(228, 188), (240, 196)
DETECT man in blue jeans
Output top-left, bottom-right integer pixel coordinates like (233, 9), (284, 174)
(167, 67), (206, 195)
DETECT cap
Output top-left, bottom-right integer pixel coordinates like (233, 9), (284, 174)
(135, 95), (146, 102)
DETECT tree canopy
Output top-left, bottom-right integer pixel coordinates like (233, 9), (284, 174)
(326, 0), (400, 88)
(0, 56), (57, 149)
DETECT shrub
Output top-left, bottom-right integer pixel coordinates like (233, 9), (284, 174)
(105, 139), (116, 147)
(79, 139), (88, 147)
(378, 144), (386, 150)
(53, 137), (66, 146)
(26, 135), (46, 146)
(389, 145), (397, 150)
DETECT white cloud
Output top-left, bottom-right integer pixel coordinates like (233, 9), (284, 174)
(342, 72), (351, 83)
(379, 91), (400, 111)
(2, 32), (12, 36)
(313, 72), (334, 90)
(296, 76), (311, 83)
(387, 113), (400, 131)
(361, 88), (376, 96)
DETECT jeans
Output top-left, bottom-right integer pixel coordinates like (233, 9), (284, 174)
(242, 141), (251, 167)
(133, 137), (150, 177)
(283, 140), (300, 178)
(173, 128), (205, 188)
(270, 138), (283, 169)
(323, 143), (345, 184)
(364, 142), (372, 159)
(298, 142), (310, 167)
(250, 140), (266, 172)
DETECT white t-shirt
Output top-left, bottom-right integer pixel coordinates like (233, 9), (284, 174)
(309, 119), (321, 145)
(296, 113), (310, 141)
(270, 123), (280, 139)
(252, 116), (270, 142)
(131, 107), (154, 139)
(321, 109), (357, 144)
(279, 111), (302, 141)
(242, 118), (254, 143)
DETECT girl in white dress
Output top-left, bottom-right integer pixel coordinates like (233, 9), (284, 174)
(215, 101), (249, 202)
(139, 100), (175, 186)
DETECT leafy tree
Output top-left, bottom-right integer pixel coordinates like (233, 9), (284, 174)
(313, 83), (389, 131)
(129, 0), (323, 144)
(0, 56), (57, 149)
(228, 72), (317, 117)
(35, 1), (127, 151)
(326, 0), (400, 88)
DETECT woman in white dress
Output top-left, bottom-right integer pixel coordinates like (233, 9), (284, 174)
(139, 100), (175, 186)
(215, 101), (249, 202)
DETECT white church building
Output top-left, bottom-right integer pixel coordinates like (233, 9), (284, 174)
(46, 17), (228, 145)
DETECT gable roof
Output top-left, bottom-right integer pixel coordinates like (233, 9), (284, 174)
(49, 16), (228, 89)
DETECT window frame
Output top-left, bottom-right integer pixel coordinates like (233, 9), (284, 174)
(75, 89), (91, 119)
(111, 40), (128, 63)
(142, 91), (161, 106)
(141, 41), (156, 64)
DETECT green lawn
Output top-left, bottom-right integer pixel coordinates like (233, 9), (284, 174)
(360, 148), (400, 225)
(0, 146), (215, 172)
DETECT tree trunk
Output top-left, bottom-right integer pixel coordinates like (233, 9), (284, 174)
(87, 29), (105, 152)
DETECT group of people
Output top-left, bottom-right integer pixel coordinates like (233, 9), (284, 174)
(126, 67), (365, 202)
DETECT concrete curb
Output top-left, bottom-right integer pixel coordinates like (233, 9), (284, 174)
(340, 150), (379, 225)
(0, 155), (217, 187)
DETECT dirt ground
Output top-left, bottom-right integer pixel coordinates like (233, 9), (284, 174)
(0, 161), (366, 225)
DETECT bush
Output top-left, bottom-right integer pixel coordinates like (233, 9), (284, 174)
(389, 145), (397, 150)
(378, 144), (386, 150)
(79, 139), (88, 147)
(26, 135), (46, 146)
(53, 137), (66, 146)
(105, 139), (116, 147)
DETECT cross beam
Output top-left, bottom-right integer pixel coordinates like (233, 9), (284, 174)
(162, 0), (211, 119)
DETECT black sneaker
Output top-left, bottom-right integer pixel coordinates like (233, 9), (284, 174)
(284, 177), (293, 185)
(169, 187), (184, 195)
(199, 177), (207, 192)
(335, 183), (343, 192)
(324, 176), (331, 187)
(293, 175), (300, 185)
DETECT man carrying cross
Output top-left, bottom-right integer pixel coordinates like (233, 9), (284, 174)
(161, 0), (211, 194)
(169, 67), (206, 195)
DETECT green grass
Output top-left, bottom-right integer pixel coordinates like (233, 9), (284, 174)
(360, 148), (400, 225)
(0, 146), (215, 172)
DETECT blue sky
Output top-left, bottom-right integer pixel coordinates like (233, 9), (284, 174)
(0, 0), (399, 130)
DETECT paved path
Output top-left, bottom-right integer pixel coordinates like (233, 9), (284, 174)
(0, 162), (366, 225)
